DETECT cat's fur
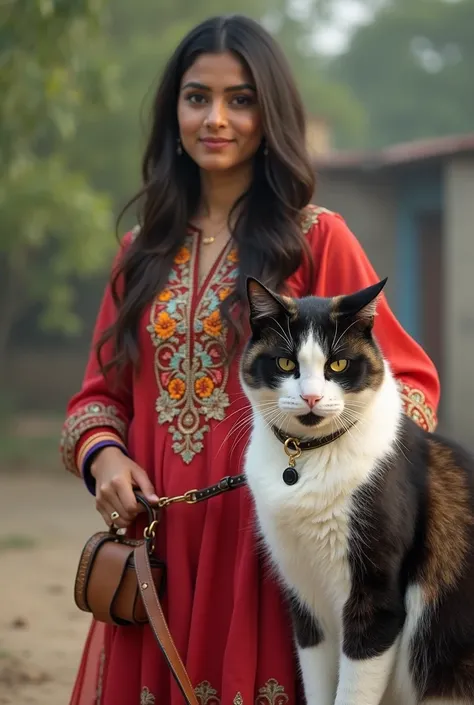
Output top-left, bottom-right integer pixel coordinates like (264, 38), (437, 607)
(240, 277), (474, 705)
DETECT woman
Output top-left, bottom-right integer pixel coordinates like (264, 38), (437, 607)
(61, 14), (439, 705)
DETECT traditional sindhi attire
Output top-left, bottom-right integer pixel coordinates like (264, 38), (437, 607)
(61, 206), (439, 705)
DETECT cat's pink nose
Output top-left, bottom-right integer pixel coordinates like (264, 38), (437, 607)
(300, 394), (322, 409)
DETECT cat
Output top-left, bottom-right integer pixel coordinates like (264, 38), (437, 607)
(240, 276), (474, 705)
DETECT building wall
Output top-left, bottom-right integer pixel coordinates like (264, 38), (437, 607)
(443, 155), (474, 445)
(394, 165), (443, 342)
(316, 171), (399, 307)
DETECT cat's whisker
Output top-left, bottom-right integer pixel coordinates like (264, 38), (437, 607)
(230, 423), (254, 457)
(340, 408), (365, 425)
(216, 405), (277, 452)
(215, 404), (254, 428)
(216, 416), (253, 457)
(330, 317), (339, 355)
(338, 412), (365, 439)
(331, 319), (361, 356)
(261, 407), (287, 431)
(334, 411), (360, 444)
(269, 316), (294, 351)
(343, 398), (370, 406)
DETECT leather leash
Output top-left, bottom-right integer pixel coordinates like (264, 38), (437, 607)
(132, 473), (247, 704)
(135, 542), (199, 705)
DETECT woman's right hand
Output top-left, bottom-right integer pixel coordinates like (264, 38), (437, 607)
(90, 446), (159, 530)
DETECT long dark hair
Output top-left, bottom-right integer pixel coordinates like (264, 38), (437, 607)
(98, 14), (315, 375)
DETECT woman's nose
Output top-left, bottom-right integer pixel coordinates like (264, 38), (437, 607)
(204, 100), (227, 129)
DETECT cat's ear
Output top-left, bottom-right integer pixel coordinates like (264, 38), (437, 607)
(335, 278), (387, 328)
(246, 277), (291, 324)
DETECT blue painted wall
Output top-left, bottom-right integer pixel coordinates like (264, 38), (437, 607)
(395, 166), (443, 341)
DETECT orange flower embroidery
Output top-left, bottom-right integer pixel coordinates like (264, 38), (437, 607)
(158, 289), (173, 302)
(203, 310), (222, 337)
(227, 248), (238, 263)
(168, 378), (186, 400)
(195, 376), (215, 399)
(174, 246), (190, 265)
(154, 312), (176, 339)
(218, 287), (232, 301)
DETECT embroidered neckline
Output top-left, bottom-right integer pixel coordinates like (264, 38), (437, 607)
(147, 233), (237, 463)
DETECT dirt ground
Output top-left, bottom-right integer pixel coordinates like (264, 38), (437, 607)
(0, 470), (103, 705)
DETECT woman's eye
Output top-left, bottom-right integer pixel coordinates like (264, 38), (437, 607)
(231, 95), (253, 106)
(277, 358), (296, 372)
(329, 359), (349, 373)
(186, 94), (207, 104)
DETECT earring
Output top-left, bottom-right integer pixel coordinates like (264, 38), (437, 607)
(176, 138), (183, 156)
(263, 142), (268, 157)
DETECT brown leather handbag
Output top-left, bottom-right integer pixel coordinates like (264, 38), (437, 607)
(74, 494), (166, 626)
(74, 477), (246, 704)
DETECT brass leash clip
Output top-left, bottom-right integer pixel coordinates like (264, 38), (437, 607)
(282, 437), (302, 486)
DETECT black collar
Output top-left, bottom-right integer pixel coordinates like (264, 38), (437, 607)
(271, 422), (356, 452)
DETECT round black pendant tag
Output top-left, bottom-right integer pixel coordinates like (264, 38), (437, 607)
(282, 466), (299, 486)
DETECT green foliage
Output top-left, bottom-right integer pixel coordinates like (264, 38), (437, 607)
(329, 0), (474, 147)
(0, 0), (119, 348)
(0, 0), (369, 354)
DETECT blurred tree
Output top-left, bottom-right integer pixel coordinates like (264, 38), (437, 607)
(68, 0), (368, 229)
(0, 0), (120, 369)
(329, 0), (474, 147)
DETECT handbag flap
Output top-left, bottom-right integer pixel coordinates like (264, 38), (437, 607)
(74, 532), (134, 614)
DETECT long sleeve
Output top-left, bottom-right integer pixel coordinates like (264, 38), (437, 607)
(290, 206), (439, 431)
(59, 232), (135, 485)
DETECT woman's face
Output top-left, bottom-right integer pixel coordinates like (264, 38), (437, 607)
(177, 51), (263, 173)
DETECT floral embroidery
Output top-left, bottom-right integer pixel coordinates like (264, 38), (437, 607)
(203, 310), (223, 337)
(175, 245), (191, 265)
(195, 680), (220, 704)
(219, 286), (232, 301)
(140, 687), (155, 704)
(147, 236), (236, 463)
(130, 224), (140, 241)
(195, 376), (215, 399)
(227, 247), (238, 263)
(168, 378), (186, 400)
(300, 204), (333, 234)
(399, 382), (437, 432)
(255, 679), (289, 705)
(135, 680), (289, 704)
(154, 311), (177, 339)
(60, 402), (127, 476)
(158, 288), (174, 302)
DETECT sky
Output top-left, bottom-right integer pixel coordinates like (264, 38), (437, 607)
(313, 0), (373, 54)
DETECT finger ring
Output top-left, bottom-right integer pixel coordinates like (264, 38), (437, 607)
(110, 511), (120, 521)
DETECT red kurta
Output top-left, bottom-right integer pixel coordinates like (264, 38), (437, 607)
(61, 205), (439, 705)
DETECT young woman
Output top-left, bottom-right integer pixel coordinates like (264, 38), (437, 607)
(61, 14), (439, 705)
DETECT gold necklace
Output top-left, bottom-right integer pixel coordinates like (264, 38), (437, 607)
(199, 221), (228, 246)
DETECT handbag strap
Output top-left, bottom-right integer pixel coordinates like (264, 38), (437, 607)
(134, 542), (199, 705)
(132, 472), (247, 703)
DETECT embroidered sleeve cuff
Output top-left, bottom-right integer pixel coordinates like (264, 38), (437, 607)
(60, 402), (128, 477)
(399, 382), (437, 432)
(79, 432), (129, 495)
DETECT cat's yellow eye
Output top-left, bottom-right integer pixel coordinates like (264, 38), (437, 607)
(329, 359), (349, 373)
(277, 358), (296, 372)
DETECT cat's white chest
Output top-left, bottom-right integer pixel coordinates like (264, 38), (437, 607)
(246, 442), (354, 634)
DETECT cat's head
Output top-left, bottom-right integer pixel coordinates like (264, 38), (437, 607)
(240, 277), (387, 438)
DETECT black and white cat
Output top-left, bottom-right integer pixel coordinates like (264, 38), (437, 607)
(240, 277), (474, 705)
